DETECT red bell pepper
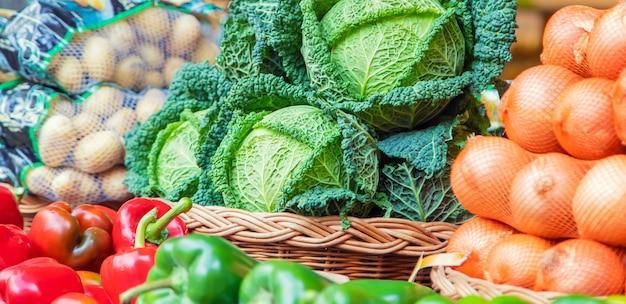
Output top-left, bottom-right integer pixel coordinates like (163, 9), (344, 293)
(112, 197), (192, 252)
(28, 202), (113, 270)
(101, 209), (159, 304)
(77, 271), (102, 286)
(51, 292), (99, 304)
(83, 285), (113, 304)
(76, 271), (112, 304)
(0, 185), (23, 229)
(92, 205), (118, 224)
(0, 257), (84, 304)
(0, 224), (38, 272)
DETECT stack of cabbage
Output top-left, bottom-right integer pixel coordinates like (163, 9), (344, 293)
(124, 0), (517, 224)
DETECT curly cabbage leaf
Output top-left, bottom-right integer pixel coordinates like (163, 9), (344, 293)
(147, 108), (213, 200)
(216, 0), (308, 84)
(211, 104), (380, 218)
(380, 162), (471, 223)
(377, 91), (490, 223)
(378, 118), (470, 223)
(300, 0), (517, 133)
(124, 63), (231, 199)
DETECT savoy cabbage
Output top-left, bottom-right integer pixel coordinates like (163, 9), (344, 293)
(122, 0), (517, 225)
(300, 0), (516, 133)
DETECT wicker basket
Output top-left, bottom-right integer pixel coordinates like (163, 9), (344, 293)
(17, 190), (457, 285)
(430, 267), (565, 303)
(173, 202), (457, 284)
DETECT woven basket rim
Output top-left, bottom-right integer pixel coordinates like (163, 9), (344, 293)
(430, 266), (566, 303)
(169, 201), (457, 256)
(16, 190), (457, 282)
(17, 189), (457, 257)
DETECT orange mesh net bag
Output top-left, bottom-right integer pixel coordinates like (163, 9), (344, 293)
(445, 92), (626, 298)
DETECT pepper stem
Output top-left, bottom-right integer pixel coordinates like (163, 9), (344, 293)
(119, 277), (173, 304)
(145, 197), (192, 245)
(134, 208), (158, 249)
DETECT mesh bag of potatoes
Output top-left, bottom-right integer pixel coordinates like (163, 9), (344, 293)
(33, 84), (168, 171)
(0, 79), (168, 206)
(0, 0), (223, 95)
(21, 164), (132, 207)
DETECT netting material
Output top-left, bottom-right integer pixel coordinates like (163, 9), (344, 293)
(46, 7), (220, 93)
(25, 85), (167, 206)
(35, 85), (166, 172)
(499, 65), (582, 154)
(540, 5), (601, 77)
(23, 165), (133, 207)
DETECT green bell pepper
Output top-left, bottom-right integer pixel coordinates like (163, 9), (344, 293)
(313, 279), (436, 304)
(552, 294), (605, 304)
(239, 259), (335, 304)
(414, 294), (455, 304)
(121, 234), (257, 304)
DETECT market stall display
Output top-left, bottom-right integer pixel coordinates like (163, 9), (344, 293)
(2, 0), (626, 302)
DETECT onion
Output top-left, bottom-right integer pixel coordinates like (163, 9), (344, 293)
(450, 136), (536, 225)
(484, 234), (552, 289)
(509, 153), (593, 239)
(553, 78), (626, 160)
(540, 5), (602, 77)
(535, 239), (625, 296)
(572, 154), (626, 247)
(446, 217), (517, 280)
(587, 3), (626, 80)
(500, 65), (582, 154)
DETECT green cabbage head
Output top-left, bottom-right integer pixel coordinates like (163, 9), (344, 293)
(320, 0), (464, 98)
(300, 0), (517, 133)
(210, 104), (381, 218)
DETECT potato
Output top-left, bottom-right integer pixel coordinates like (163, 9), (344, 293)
(99, 166), (132, 202)
(129, 7), (170, 42)
(73, 130), (125, 173)
(113, 55), (145, 89)
(193, 36), (220, 64)
(136, 43), (165, 70)
(71, 112), (103, 138)
(169, 14), (202, 57)
(23, 166), (56, 196)
(105, 20), (136, 55)
(47, 53), (61, 72)
(163, 57), (186, 85)
(37, 115), (77, 167)
(70, 32), (91, 47)
(82, 35), (116, 82)
(143, 87), (167, 101)
(140, 71), (164, 89)
(81, 86), (124, 119)
(48, 96), (75, 118)
(54, 56), (85, 94)
(136, 88), (166, 123)
(51, 168), (102, 206)
(105, 108), (137, 135)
